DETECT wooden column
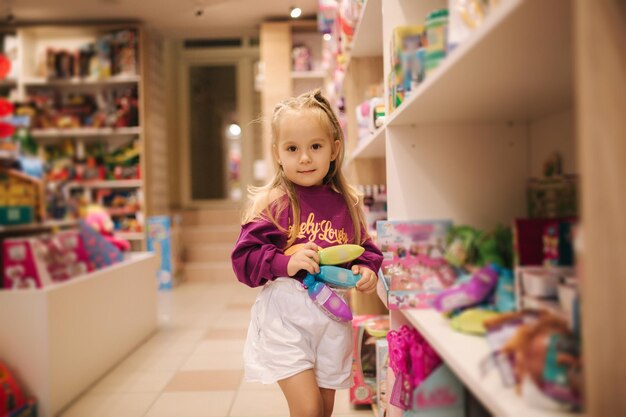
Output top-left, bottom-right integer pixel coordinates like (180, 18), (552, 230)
(575, 0), (626, 414)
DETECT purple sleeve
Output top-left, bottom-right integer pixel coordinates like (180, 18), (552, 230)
(231, 219), (290, 288)
(350, 236), (384, 273)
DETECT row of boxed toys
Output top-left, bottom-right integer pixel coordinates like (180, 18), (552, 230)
(375, 217), (582, 412)
(1, 220), (124, 290)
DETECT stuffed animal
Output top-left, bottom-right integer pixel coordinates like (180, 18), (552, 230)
(84, 204), (131, 252)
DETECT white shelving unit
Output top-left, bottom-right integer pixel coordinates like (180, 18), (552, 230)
(0, 252), (159, 417)
(349, 0), (587, 415)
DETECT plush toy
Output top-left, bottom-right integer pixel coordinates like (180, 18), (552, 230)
(84, 204), (131, 252)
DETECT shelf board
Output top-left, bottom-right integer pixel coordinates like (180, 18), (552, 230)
(291, 70), (327, 79)
(401, 309), (577, 417)
(0, 219), (79, 235)
(0, 78), (17, 87)
(66, 179), (142, 190)
(387, 0), (573, 126)
(31, 126), (141, 139)
(350, 0), (383, 58)
(116, 231), (144, 241)
(347, 127), (386, 164)
(23, 75), (140, 87)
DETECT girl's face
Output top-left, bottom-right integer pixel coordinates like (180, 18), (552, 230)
(274, 109), (340, 187)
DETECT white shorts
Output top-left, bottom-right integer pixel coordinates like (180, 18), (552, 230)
(243, 277), (353, 389)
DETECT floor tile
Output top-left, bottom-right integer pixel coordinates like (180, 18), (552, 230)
(180, 351), (244, 371)
(164, 370), (243, 392)
(205, 327), (248, 340)
(144, 391), (235, 417)
(229, 389), (289, 416)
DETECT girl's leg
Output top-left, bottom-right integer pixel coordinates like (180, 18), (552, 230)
(319, 388), (336, 417)
(278, 369), (324, 417)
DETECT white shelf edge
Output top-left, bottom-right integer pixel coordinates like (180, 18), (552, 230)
(291, 70), (327, 79)
(0, 219), (79, 234)
(116, 232), (144, 241)
(66, 179), (142, 189)
(386, 0), (572, 126)
(349, 0), (383, 58)
(23, 74), (140, 87)
(346, 126), (386, 164)
(400, 309), (579, 417)
(31, 126), (141, 138)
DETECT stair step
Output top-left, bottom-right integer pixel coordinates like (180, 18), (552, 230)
(185, 243), (233, 263)
(181, 225), (240, 245)
(185, 261), (235, 282)
(181, 208), (243, 226)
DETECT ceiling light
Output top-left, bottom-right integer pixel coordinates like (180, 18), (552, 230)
(323, 33), (331, 41)
(290, 7), (302, 19)
(228, 123), (241, 138)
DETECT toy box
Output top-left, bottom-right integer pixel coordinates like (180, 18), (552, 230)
(376, 339), (389, 417)
(404, 365), (465, 417)
(513, 218), (577, 267)
(0, 169), (45, 225)
(376, 220), (454, 310)
(527, 175), (577, 219)
(147, 215), (183, 290)
(2, 230), (92, 289)
(351, 315), (389, 405)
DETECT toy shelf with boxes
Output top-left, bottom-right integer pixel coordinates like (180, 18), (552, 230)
(0, 252), (158, 417)
(3, 24), (146, 248)
(342, 0), (586, 415)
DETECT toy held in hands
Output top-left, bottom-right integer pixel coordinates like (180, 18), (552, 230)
(303, 274), (353, 322)
(299, 244), (365, 321)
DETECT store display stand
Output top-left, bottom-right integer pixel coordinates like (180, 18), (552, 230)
(0, 252), (159, 417)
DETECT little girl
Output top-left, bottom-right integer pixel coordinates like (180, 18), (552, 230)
(231, 89), (383, 417)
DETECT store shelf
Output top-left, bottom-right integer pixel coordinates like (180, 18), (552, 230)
(116, 231), (144, 241)
(387, 0), (572, 126)
(399, 309), (576, 417)
(0, 219), (78, 235)
(23, 74), (140, 87)
(347, 126), (386, 164)
(291, 70), (326, 79)
(0, 78), (17, 87)
(31, 126), (141, 139)
(350, 0), (383, 58)
(66, 179), (142, 190)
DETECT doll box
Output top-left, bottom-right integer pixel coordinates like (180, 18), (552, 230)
(379, 269), (438, 310)
(350, 315), (389, 405)
(376, 339), (389, 417)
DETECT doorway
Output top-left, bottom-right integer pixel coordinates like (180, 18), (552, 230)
(178, 44), (258, 208)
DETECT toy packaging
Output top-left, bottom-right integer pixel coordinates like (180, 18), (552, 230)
(376, 220), (454, 309)
(79, 220), (125, 269)
(350, 315), (390, 405)
(147, 215), (183, 290)
(2, 230), (92, 289)
(376, 339), (389, 417)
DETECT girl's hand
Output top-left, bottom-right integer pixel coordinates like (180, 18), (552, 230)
(352, 265), (378, 294)
(287, 242), (321, 276)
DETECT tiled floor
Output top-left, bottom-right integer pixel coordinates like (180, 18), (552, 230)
(60, 279), (375, 417)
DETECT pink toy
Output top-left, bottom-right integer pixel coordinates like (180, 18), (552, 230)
(433, 264), (499, 313)
(303, 274), (352, 321)
(84, 205), (131, 252)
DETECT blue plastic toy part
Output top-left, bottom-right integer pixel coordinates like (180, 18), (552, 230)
(303, 274), (353, 322)
(313, 265), (361, 288)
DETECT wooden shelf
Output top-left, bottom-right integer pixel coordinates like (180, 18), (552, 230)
(347, 127), (386, 163)
(399, 309), (577, 417)
(387, 0), (572, 126)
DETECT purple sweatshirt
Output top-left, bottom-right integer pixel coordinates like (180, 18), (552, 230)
(231, 184), (383, 288)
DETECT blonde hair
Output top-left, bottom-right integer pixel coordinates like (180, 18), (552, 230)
(243, 89), (368, 248)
